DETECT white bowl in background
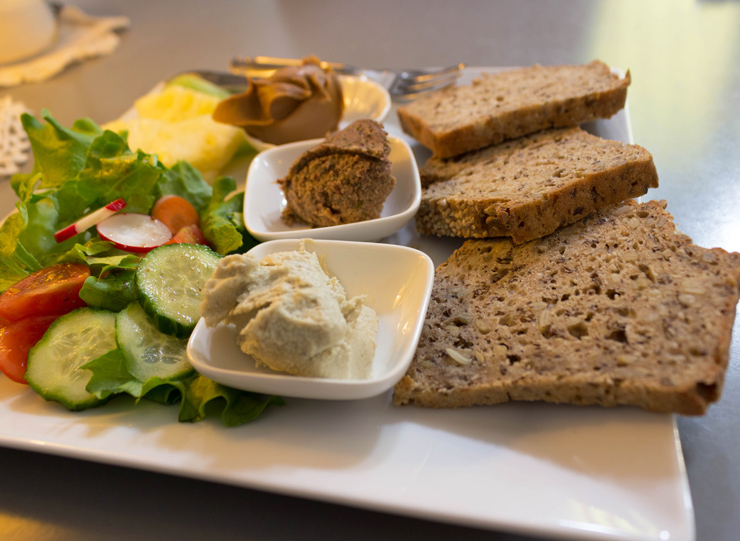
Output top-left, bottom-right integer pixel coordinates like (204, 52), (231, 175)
(0, 0), (58, 65)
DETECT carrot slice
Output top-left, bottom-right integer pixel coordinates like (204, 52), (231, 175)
(151, 195), (200, 235)
(165, 224), (210, 246)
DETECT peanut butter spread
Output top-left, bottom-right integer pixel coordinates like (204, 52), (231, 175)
(212, 56), (344, 145)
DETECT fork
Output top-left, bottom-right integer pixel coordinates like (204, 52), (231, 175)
(229, 56), (465, 100)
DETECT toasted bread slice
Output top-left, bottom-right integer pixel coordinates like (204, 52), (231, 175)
(394, 201), (740, 415)
(397, 60), (629, 158)
(415, 127), (658, 244)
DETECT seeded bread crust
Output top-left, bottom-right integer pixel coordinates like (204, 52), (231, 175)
(415, 127), (658, 244)
(397, 60), (630, 159)
(394, 200), (740, 415)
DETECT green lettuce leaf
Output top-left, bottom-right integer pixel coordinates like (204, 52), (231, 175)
(83, 347), (284, 426)
(155, 160), (214, 213)
(84, 349), (145, 400)
(174, 375), (286, 426)
(78, 272), (138, 312)
(201, 176), (257, 254)
(14, 111), (102, 193)
(54, 132), (162, 220)
(60, 239), (140, 271)
(0, 212), (42, 289)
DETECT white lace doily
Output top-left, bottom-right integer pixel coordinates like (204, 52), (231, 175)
(0, 96), (31, 178)
(0, 5), (130, 88)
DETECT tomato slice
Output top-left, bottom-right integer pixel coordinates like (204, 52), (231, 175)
(0, 264), (90, 321)
(0, 315), (60, 384)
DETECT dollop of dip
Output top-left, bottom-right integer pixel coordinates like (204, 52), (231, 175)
(279, 119), (396, 227)
(200, 247), (378, 379)
(211, 56), (344, 145)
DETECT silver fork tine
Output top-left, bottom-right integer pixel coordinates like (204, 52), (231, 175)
(393, 78), (462, 101)
(399, 63), (466, 84)
(391, 64), (465, 97)
(397, 71), (461, 92)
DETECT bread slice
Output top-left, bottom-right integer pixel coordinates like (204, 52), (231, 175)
(415, 127), (658, 244)
(394, 200), (740, 415)
(397, 60), (629, 158)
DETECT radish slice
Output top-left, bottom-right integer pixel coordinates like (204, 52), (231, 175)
(55, 198), (127, 243)
(97, 213), (172, 253)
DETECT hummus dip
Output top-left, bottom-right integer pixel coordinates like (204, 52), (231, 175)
(200, 248), (378, 379)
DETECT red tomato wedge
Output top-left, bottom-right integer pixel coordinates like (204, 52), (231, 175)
(165, 224), (210, 246)
(0, 264), (90, 321)
(151, 195), (200, 235)
(0, 315), (60, 384)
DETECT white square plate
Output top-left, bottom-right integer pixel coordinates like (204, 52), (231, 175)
(0, 67), (694, 541)
(187, 239), (435, 400)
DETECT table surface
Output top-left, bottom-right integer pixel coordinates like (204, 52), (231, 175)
(2, 1), (739, 540)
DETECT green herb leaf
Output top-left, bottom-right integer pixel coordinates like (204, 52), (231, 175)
(174, 374), (285, 426)
(201, 176), (257, 254)
(83, 342), (284, 426)
(78, 272), (138, 312)
(17, 111), (102, 192)
(156, 160), (214, 213)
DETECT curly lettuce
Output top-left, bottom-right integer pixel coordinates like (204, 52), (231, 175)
(0, 111), (252, 292)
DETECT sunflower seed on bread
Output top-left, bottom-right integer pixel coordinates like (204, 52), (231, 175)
(394, 200), (740, 415)
(397, 60), (629, 159)
(415, 127), (658, 244)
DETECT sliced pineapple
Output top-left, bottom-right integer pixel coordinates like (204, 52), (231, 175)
(103, 82), (249, 182)
(135, 85), (222, 122)
(110, 116), (245, 182)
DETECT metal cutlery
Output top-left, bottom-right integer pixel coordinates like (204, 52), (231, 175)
(229, 56), (465, 100)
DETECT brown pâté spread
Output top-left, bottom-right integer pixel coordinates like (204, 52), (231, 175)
(279, 119), (396, 227)
(211, 56), (344, 145)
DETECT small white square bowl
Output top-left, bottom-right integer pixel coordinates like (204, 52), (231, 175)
(243, 136), (421, 242)
(186, 239), (435, 400)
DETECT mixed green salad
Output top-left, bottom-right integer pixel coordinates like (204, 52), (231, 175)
(0, 108), (285, 426)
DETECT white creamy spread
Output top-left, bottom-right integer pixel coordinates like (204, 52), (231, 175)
(200, 248), (378, 379)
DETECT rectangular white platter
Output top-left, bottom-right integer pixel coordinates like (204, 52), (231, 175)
(0, 67), (694, 541)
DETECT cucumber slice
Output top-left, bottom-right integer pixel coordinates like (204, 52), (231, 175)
(116, 302), (194, 382)
(26, 308), (117, 411)
(135, 243), (221, 337)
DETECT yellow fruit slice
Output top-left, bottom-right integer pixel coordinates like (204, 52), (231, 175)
(107, 117), (244, 182)
(135, 85), (221, 122)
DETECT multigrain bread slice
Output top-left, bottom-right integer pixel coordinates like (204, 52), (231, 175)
(397, 60), (629, 159)
(416, 127), (658, 244)
(394, 200), (740, 415)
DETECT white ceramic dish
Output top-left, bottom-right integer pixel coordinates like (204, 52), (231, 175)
(244, 135), (421, 242)
(187, 239), (435, 400)
(244, 74), (391, 152)
(0, 67), (694, 541)
(0, 0), (58, 65)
